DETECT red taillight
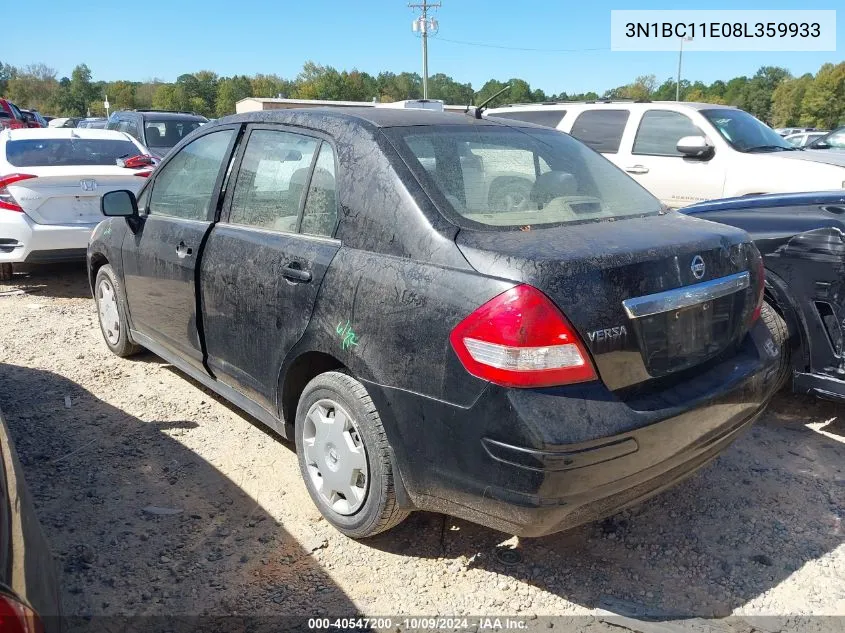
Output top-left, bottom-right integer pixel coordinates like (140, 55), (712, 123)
(749, 255), (765, 324)
(0, 593), (44, 633)
(450, 284), (597, 388)
(133, 170), (152, 177)
(118, 154), (155, 169)
(0, 173), (37, 212)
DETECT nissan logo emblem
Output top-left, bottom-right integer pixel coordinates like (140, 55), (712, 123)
(691, 255), (706, 280)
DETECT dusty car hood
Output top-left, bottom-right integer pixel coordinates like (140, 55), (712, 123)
(777, 150), (845, 168)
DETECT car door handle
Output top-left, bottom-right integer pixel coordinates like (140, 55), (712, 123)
(282, 264), (312, 283)
(625, 165), (650, 174)
(176, 241), (193, 258)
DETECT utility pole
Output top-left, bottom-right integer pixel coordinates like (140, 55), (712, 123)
(409, 1), (440, 99)
(676, 36), (693, 101)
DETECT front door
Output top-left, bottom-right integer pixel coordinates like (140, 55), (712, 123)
(122, 127), (237, 371)
(200, 126), (341, 412)
(618, 109), (726, 208)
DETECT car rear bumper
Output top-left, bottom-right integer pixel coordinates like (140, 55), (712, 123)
(365, 319), (782, 536)
(0, 211), (95, 264)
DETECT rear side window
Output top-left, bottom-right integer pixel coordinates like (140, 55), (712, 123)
(228, 129), (319, 233)
(149, 129), (234, 221)
(569, 110), (629, 153)
(490, 110), (566, 129)
(5, 138), (143, 167)
(300, 143), (338, 237)
(633, 110), (703, 156)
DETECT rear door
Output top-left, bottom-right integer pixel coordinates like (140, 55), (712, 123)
(121, 126), (239, 372)
(564, 108), (630, 169)
(200, 125), (341, 411)
(617, 109), (726, 207)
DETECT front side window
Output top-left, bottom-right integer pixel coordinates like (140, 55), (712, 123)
(300, 143), (338, 237)
(700, 108), (793, 152)
(228, 129), (319, 232)
(389, 125), (661, 230)
(569, 110), (630, 153)
(148, 129), (233, 221)
(633, 110), (704, 156)
(822, 129), (845, 149)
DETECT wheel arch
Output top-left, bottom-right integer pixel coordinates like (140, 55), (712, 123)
(763, 267), (810, 372)
(88, 251), (109, 294)
(278, 349), (346, 438)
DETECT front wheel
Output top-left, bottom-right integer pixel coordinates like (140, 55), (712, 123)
(295, 371), (409, 538)
(95, 264), (142, 357)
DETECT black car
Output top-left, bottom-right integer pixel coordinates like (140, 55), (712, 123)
(106, 110), (207, 160)
(684, 191), (845, 401)
(88, 107), (781, 539)
(0, 406), (62, 632)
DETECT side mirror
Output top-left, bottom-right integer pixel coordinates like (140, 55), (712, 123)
(101, 190), (138, 218)
(677, 135), (714, 158)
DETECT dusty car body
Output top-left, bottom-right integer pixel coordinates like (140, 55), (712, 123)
(684, 192), (845, 401)
(0, 406), (62, 632)
(88, 107), (781, 539)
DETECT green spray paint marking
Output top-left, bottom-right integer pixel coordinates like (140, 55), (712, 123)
(336, 320), (359, 350)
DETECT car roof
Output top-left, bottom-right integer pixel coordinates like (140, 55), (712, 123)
(136, 111), (207, 121)
(2, 128), (136, 141)
(487, 101), (738, 113)
(217, 106), (520, 131)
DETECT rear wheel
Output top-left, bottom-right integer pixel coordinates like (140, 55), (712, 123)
(761, 300), (790, 390)
(0, 263), (12, 282)
(295, 371), (409, 538)
(95, 264), (142, 357)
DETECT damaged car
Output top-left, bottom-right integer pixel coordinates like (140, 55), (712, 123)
(684, 191), (845, 402)
(88, 107), (781, 539)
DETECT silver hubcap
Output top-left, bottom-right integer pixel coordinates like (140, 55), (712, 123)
(97, 278), (120, 345)
(302, 399), (368, 515)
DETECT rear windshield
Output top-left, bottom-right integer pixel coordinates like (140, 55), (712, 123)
(5, 138), (142, 167)
(387, 124), (662, 229)
(144, 119), (204, 149)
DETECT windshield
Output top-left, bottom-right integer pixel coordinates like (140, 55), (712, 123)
(143, 119), (204, 149)
(701, 108), (794, 152)
(5, 138), (142, 167)
(387, 124), (662, 230)
(812, 127), (845, 149)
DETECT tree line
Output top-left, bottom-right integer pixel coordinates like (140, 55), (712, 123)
(1, 59), (843, 128)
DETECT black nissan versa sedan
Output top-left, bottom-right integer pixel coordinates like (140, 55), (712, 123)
(87, 107), (781, 539)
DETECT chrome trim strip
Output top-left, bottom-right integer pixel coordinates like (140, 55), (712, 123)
(623, 271), (750, 319)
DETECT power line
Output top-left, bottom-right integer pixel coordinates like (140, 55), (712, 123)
(434, 36), (609, 53)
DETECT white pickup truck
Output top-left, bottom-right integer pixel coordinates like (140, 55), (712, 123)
(487, 101), (845, 208)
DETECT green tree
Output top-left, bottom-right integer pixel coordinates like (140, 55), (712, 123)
(215, 75), (252, 117)
(152, 84), (185, 111)
(801, 62), (845, 128)
(67, 64), (97, 115)
(5, 64), (58, 111)
(0, 61), (16, 95)
(106, 80), (137, 110)
(771, 74), (813, 127)
(738, 66), (791, 122)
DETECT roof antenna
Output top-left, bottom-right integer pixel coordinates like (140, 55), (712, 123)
(466, 84), (511, 120)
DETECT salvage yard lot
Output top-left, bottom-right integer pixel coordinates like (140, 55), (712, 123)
(1, 265), (844, 625)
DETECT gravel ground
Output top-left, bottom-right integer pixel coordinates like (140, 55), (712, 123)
(0, 264), (843, 631)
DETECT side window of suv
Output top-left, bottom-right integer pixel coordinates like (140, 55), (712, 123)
(569, 110), (629, 153)
(633, 110), (703, 156)
(228, 129), (319, 233)
(491, 110), (566, 129)
(149, 130), (234, 220)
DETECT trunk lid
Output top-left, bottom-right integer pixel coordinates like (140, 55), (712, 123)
(455, 212), (762, 392)
(9, 166), (146, 225)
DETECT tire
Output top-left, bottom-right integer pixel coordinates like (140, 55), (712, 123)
(295, 371), (409, 538)
(0, 263), (12, 282)
(94, 264), (142, 357)
(761, 300), (790, 391)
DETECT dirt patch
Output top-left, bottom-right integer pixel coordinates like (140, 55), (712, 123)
(1, 266), (843, 627)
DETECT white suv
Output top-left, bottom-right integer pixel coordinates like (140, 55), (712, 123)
(486, 101), (845, 208)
